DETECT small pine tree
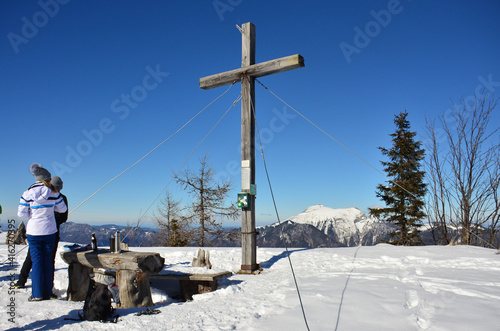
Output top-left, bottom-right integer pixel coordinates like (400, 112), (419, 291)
(167, 219), (189, 247)
(370, 111), (427, 246)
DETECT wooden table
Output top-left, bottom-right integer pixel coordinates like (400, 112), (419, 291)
(60, 249), (165, 308)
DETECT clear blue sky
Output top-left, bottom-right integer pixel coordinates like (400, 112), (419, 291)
(1, 0), (499, 228)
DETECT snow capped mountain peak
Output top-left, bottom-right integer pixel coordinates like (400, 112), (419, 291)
(260, 205), (394, 247)
(290, 205), (366, 225)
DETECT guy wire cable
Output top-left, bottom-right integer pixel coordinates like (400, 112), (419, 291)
(249, 93), (311, 331)
(256, 78), (500, 252)
(1, 245), (28, 265)
(70, 82), (236, 215)
(255, 78), (424, 201)
(122, 93), (242, 242)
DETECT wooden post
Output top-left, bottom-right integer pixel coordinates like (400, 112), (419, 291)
(240, 22), (258, 273)
(199, 22), (304, 274)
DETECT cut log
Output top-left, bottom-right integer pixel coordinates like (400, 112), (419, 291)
(60, 249), (164, 273)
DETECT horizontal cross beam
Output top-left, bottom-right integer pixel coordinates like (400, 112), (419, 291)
(200, 54), (304, 90)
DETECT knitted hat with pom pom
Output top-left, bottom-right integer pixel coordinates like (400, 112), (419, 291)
(30, 163), (51, 182)
(51, 176), (63, 191)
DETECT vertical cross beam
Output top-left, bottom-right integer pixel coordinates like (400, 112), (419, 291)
(240, 23), (258, 273)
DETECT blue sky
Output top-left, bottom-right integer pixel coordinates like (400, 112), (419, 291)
(1, 0), (499, 229)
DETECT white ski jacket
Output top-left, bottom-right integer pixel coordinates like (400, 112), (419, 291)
(18, 182), (67, 236)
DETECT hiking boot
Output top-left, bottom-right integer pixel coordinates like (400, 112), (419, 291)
(42, 293), (57, 300)
(14, 282), (25, 289)
(28, 296), (43, 302)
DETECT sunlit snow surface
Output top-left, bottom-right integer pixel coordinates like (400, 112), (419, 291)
(1, 232), (500, 330)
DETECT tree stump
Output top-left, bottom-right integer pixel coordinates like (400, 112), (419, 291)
(192, 248), (212, 269)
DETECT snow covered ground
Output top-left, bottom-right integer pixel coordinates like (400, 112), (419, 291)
(1, 233), (500, 330)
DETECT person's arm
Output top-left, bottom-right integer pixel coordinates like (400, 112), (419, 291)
(54, 193), (67, 214)
(17, 193), (31, 218)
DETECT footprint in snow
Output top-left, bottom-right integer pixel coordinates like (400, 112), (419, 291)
(416, 302), (435, 329)
(405, 289), (419, 309)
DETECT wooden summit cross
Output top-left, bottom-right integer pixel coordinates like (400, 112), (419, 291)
(200, 22), (304, 273)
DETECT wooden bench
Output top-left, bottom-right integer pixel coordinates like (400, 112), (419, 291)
(150, 271), (232, 301)
(60, 249), (164, 308)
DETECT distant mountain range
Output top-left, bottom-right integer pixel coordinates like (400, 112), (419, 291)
(58, 205), (396, 248)
(59, 222), (156, 248)
(10, 205), (494, 248)
(59, 205), (496, 248)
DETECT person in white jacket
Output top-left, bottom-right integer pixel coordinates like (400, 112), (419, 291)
(18, 163), (67, 301)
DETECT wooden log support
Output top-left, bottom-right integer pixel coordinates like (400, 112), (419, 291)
(178, 279), (217, 301)
(66, 263), (92, 301)
(150, 271), (232, 301)
(116, 270), (153, 308)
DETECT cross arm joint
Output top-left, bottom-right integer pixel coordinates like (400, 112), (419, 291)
(199, 54), (304, 90)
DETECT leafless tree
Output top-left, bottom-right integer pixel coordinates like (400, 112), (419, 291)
(124, 213), (148, 247)
(424, 120), (453, 245)
(425, 93), (499, 247)
(175, 154), (239, 247)
(486, 146), (500, 247)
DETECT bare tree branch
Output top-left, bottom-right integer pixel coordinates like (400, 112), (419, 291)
(425, 92), (499, 247)
(175, 154), (239, 246)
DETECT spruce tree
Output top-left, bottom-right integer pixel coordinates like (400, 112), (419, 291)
(370, 111), (427, 245)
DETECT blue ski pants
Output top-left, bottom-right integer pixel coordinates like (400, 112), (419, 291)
(27, 233), (55, 299)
